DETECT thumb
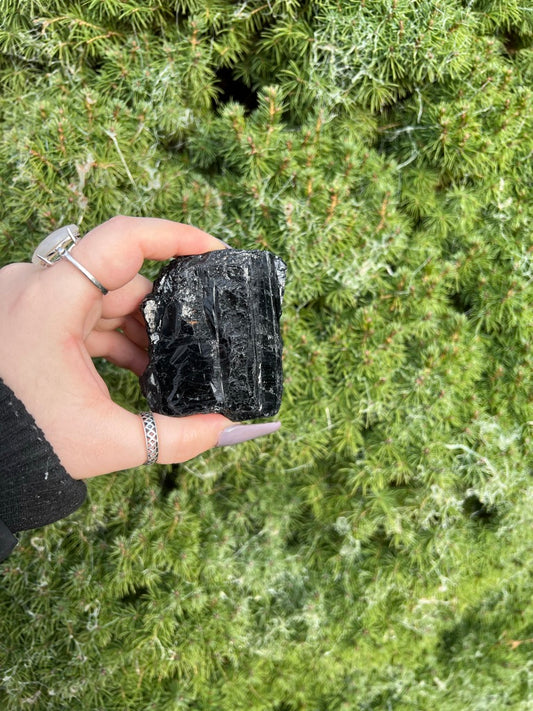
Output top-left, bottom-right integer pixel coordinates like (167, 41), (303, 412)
(153, 412), (231, 464)
(68, 405), (281, 478)
(153, 413), (282, 465)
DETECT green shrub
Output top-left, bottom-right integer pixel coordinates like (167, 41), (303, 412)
(1, 1), (532, 709)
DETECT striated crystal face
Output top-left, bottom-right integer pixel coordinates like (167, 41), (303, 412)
(140, 249), (286, 420)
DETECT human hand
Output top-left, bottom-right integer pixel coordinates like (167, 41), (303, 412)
(0, 217), (280, 479)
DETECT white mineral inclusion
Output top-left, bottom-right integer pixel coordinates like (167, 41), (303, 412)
(143, 299), (161, 343)
(143, 298), (158, 331)
(179, 298), (197, 321)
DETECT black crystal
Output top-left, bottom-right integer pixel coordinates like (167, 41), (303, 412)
(140, 249), (286, 419)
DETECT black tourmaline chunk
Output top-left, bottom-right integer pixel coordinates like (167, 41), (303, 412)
(140, 249), (286, 420)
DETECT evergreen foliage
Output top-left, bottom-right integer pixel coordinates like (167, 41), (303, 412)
(0, 1), (532, 708)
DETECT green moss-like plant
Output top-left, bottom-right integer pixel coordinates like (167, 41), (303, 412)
(0, 1), (532, 709)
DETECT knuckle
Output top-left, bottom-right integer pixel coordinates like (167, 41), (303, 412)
(0, 263), (41, 305)
(105, 214), (131, 231)
(0, 262), (26, 282)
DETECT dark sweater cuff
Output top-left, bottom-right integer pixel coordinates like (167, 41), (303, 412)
(0, 518), (17, 562)
(0, 377), (87, 559)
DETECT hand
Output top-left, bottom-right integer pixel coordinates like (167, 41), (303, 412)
(0, 216), (268, 479)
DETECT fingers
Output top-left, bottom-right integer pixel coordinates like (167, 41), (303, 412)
(85, 330), (148, 376)
(121, 314), (149, 350)
(95, 314), (149, 350)
(100, 273), (152, 319)
(47, 216), (227, 304)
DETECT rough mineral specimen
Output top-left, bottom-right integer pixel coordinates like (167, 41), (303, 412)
(140, 249), (287, 420)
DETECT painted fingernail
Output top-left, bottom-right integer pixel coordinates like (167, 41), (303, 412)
(217, 421), (281, 447)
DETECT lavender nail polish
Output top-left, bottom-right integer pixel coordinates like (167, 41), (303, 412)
(217, 421), (281, 447)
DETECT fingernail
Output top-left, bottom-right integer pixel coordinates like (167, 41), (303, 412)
(217, 421), (281, 447)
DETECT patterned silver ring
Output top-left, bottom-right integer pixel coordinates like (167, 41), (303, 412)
(140, 411), (159, 465)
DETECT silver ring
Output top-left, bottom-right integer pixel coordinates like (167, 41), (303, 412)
(57, 245), (109, 295)
(140, 411), (159, 465)
(32, 225), (81, 266)
(32, 225), (109, 295)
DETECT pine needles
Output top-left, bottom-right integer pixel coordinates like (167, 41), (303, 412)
(1, 1), (532, 709)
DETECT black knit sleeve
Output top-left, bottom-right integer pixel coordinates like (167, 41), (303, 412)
(0, 377), (87, 561)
